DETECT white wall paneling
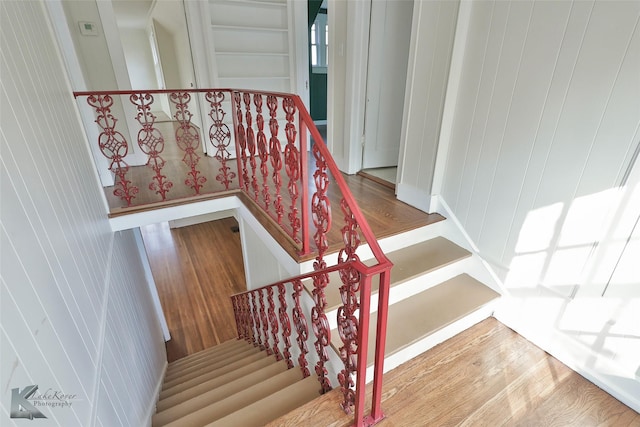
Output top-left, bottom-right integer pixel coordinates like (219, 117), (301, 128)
(0, 1), (166, 424)
(119, 28), (157, 91)
(437, 0), (640, 409)
(397, 0), (460, 211)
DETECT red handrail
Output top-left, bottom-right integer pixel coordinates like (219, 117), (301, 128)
(74, 87), (392, 426)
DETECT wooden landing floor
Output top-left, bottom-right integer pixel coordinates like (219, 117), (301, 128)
(269, 318), (640, 427)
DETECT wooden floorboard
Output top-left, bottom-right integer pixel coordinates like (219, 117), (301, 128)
(141, 218), (246, 362)
(269, 318), (639, 427)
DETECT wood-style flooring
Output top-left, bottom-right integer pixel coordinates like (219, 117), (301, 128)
(141, 217), (246, 362)
(269, 318), (640, 427)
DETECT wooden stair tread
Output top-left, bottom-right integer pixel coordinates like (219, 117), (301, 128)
(306, 237), (472, 312)
(156, 368), (305, 427)
(158, 357), (284, 407)
(164, 345), (261, 381)
(331, 274), (500, 363)
(160, 351), (267, 397)
(205, 375), (320, 427)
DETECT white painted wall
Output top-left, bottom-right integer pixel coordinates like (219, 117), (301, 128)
(0, 2), (166, 425)
(237, 208), (300, 290)
(397, 0), (459, 212)
(120, 28), (158, 91)
(327, 0), (348, 169)
(436, 0), (640, 410)
(152, 20), (181, 91)
(60, 0), (147, 168)
(328, 0), (371, 174)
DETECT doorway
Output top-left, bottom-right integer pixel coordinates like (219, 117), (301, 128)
(360, 0), (413, 188)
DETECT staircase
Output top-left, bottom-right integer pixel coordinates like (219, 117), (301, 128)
(152, 231), (501, 426)
(152, 340), (319, 426)
(315, 234), (501, 380)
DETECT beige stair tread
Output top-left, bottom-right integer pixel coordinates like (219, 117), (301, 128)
(163, 347), (262, 389)
(161, 351), (267, 396)
(167, 341), (256, 375)
(305, 237), (472, 311)
(165, 345), (261, 382)
(154, 360), (297, 425)
(158, 356), (281, 403)
(156, 358), (289, 413)
(158, 368), (305, 427)
(331, 274), (500, 364)
(205, 375), (320, 427)
(168, 339), (247, 370)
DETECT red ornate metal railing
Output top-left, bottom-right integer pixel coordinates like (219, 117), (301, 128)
(75, 88), (310, 255)
(230, 95), (393, 426)
(74, 88), (392, 426)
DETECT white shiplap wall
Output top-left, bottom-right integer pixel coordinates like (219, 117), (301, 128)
(442, 0), (640, 291)
(398, 0), (460, 212)
(0, 1), (166, 426)
(438, 0), (640, 408)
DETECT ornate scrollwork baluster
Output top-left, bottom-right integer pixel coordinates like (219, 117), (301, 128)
(233, 92), (250, 193)
(247, 293), (256, 343)
(267, 95), (284, 224)
(292, 279), (310, 377)
(283, 98), (302, 244)
(258, 289), (271, 355)
(254, 94), (271, 210)
(170, 91), (206, 194)
(87, 94), (138, 206)
(337, 199), (363, 414)
(243, 93), (259, 201)
(205, 91), (236, 190)
(130, 92), (172, 201)
(267, 286), (281, 360)
(311, 143), (333, 393)
(250, 291), (262, 348)
(278, 283), (293, 368)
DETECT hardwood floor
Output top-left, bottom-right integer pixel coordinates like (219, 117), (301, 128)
(269, 318), (640, 427)
(141, 218), (246, 362)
